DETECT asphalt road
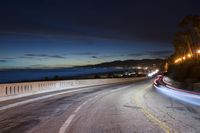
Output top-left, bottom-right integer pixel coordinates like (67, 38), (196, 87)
(0, 79), (200, 133)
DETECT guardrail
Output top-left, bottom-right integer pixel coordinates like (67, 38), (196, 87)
(0, 77), (146, 97)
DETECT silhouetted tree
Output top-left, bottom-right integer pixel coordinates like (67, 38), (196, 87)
(173, 15), (200, 57)
(167, 15), (200, 87)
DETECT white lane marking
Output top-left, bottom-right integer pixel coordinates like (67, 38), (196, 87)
(58, 85), (132, 133)
(74, 106), (81, 113)
(59, 98), (92, 133)
(74, 101), (88, 113)
(59, 114), (76, 133)
(0, 86), (105, 111)
(82, 101), (88, 105)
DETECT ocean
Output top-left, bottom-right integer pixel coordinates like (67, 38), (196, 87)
(0, 67), (124, 83)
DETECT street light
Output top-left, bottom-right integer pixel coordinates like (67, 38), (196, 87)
(174, 58), (182, 63)
(174, 49), (200, 64)
(197, 49), (200, 54)
(187, 54), (192, 58)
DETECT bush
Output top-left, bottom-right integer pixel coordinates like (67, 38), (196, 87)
(167, 59), (200, 90)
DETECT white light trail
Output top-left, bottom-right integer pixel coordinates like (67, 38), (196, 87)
(148, 69), (159, 77)
(154, 84), (200, 106)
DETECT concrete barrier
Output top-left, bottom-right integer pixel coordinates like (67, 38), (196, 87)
(0, 77), (146, 97)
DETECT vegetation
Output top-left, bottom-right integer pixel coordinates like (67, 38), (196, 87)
(174, 16), (200, 56)
(167, 15), (200, 89)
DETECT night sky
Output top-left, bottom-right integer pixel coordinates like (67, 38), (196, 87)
(0, 0), (200, 69)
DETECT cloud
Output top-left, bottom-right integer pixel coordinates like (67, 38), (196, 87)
(101, 55), (113, 58)
(125, 50), (173, 59)
(19, 56), (34, 59)
(23, 54), (65, 59)
(91, 56), (99, 59)
(127, 53), (144, 57)
(0, 59), (7, 63)
(0, 57), (16, 63)
(90, 55), (115, 59)
(74, 52), (98, 56)
(48, 55), (65, 59)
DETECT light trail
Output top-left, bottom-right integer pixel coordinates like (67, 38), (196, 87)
(154, 84), (200, 106)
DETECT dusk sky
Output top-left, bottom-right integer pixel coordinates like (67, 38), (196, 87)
(0, 0), (200, 69)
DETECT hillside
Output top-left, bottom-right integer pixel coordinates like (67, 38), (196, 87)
(80, 59), (164, 68)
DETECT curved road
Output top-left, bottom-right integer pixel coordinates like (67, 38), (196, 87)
(0, 79), (200, 133)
